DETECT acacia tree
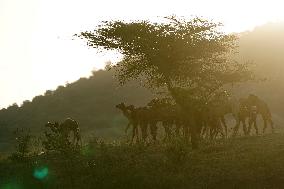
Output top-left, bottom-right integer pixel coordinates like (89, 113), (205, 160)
(76, 16), (253, 149)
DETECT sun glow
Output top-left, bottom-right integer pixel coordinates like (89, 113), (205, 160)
(0, 0), (284, 108)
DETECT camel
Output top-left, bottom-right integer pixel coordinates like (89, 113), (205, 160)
(246, 94), (274, 134)
(116, 103), (136, 133)
(45, 118), (81, 146)
(147, 98), (191, 141)
(116, 103), (139, 143)
(200, 92), (232, 139)
(116, 102), (157, 143)
(212, 95), (257, 137)
(147, 98), (176, 140)
(230, 95), (273, 136)
(207, 104), (230, 138)
(247, 105), (259, 135)
(117, 99), (183, 143)
(231, 98), (249, 137)
(203, 94), (253, 138)
(200, 106), (226, 140)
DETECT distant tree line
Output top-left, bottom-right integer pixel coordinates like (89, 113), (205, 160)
(0, 69), (155, 149)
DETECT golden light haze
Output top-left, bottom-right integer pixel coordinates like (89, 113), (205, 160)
(0, 0), (284, 108)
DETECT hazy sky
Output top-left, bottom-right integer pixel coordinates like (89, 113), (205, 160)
(1, 0), (284, 108)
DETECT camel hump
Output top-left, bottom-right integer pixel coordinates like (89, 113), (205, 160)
(65, 117), (76, 122)
(63, 118), (79, 127)
(65, 117), (72, 121)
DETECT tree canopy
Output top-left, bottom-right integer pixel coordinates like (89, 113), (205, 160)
(77, 16), (253, 108)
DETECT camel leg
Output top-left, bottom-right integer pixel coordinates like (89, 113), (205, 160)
(169, 120), (175, 139)
(78, 135), (82, 147)
(190, 124), (199, 149)
(210, 126), (215, 140)
(131, 124), (137, 144)
(253, 121), (259, 135)
(135, 125), (140, 142)
(175, 123), (181, 137)
(242, 120), (248, 136)
(217, 121), (225, 139)
(220, 116), (227, 138)
(201, 125), (207, 138)
(163, 121), (170, 141)
(74, 132), (81, 147)
(205, 126), (210, 139)
(249, 118), (257, 135)
(125, 123), (131, 134)
(140, 123), (148, 142)
(183, 124), (190, 142)
(72, 132), (75, 144)
(150, 122), (158, 141)
(232, 115), (241, 137)
(232, 121), (240, 137)
(248, 119), (252, 135)
(269, 118), (275, 133)
(212, 125), (218, 139)
(183, 125), (189, 139)
(262, 118), (267, 134)
(209, 126), (213, 140)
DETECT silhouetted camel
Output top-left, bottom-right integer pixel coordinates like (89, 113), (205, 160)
(116, 103), (139, 143)
(116, 102), (157, 143)
(118, 99), (183, 142)
(247, 105), (258, 135)
(116, 103), (135, 133)
(45, 118), (81, 146)
(207, 104), (231, 139)
(232, 98), (249, 137)
(247, 94), (274, 134)
(201, 93), (232, 139)
(200, 106), (226, 140)
(147, 98), (182, 140)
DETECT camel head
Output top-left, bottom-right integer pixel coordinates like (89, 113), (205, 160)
(115, 102), (126, 110)
(45, 121), (60, 129)
(45, 121), (54, 128)
(126, 105), (135, 111)
(54, 122), (60, 128)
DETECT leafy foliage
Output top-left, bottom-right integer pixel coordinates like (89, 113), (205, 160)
(78, 16), (253, 107)
(42, 126), (80, 155)
(9, 128), (33, 160)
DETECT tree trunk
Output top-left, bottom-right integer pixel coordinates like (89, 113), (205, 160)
(166, 81), (199, 150)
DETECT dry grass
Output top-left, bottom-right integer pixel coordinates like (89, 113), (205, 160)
(1, 133), (284, 188)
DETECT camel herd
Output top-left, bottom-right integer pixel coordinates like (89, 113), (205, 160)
(43, 94), (273, 147)
(116, 94), (274, 143)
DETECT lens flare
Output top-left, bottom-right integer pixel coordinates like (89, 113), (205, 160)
(33, 166), (49, 180)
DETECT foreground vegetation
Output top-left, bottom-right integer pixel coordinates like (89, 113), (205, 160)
(1, 133), (284, 189)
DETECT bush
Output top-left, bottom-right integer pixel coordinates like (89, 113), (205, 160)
(9, 128), (33, 161)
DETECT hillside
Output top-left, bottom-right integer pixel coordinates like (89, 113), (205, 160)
(234, 22), (284, 123)
(0, 69), (155, 152)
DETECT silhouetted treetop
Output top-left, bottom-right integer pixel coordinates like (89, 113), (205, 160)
(77, 16), (253, 105)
